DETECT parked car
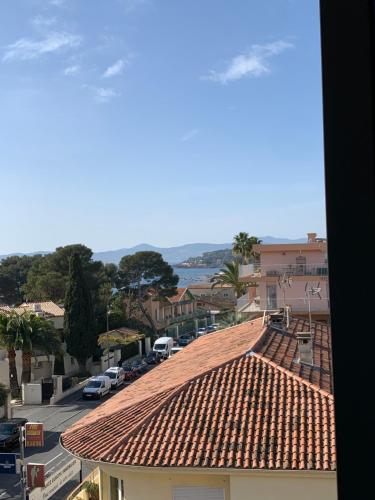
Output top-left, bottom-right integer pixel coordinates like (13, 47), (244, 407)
(211, 323), (220, 330)
(122, 364), (136, 380)
(82, 376), (111, 400)
(169, 346), (183, 357)
(206, 325), (216, 333)
(131, 359), (148, 375)
(178, 334), (195, 346)
(145, 351), (161, 365)
(104, 367), (125, 389)
(0, 418), (28, 451)
(196, 327), (207, 337)
(152, 336), (174, 358)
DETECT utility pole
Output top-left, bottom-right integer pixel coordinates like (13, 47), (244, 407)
(19, 426), (27, 500)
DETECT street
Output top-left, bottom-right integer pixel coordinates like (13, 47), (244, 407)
(0, 385), (127, 499)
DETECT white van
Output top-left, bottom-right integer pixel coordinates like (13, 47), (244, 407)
(82, 375), (111, 400)
(153, 337), (174, 359)
(104, 367), (125, 389)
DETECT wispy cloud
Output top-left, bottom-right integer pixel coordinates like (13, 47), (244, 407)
(120, 0), (150, 14)
(64, 64), (80, 76)
(94, 87), (120, 103)
(50, 0), (66, 6)
(181, 129), (198, 142)
(102, 59), (128, 78)
(2, 32), (82, 61)
(82, 85), (120, 103)
(204, 40), (294, 84)
(31, 15), (56, 29)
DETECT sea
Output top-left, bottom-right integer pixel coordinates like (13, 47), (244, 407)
(173, 267), (221, 287)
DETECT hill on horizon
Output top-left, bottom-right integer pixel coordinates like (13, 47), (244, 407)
(0, 236), (308, 265)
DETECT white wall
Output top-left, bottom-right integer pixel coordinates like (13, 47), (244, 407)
(22, 383), (42, 405)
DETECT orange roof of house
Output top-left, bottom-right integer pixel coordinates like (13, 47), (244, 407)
(61, 317), (335, 471)
(187, 283), (233, 289)
(167, 287), (189, 303)
(0, 301), (64, 317)
(0, 305), (12, 316)
(258, 318), (332, 392)
(17, 301), (64, 317)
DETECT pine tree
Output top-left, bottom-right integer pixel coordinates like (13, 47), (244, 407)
(64, 253), (96, 373)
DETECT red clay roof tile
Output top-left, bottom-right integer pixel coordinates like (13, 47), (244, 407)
(61, 317), (335, 471)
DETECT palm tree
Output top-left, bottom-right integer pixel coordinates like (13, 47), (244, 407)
(232, 232), (262, 264)
(0, 312), (20, 398)
(210, 261), (247, 298)
(7, 312), (61, 384)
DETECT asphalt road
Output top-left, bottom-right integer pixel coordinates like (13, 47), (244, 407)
(0, 380), (134, 500)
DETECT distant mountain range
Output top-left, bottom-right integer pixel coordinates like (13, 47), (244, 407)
(0, 236), (307, 265)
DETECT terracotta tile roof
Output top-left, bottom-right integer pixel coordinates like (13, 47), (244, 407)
(17, 301), (64, 317)
(0, 305), (13, 316)
(1, 302), (64, 318)
(257, 318), (332, 392)
(61, 317), (335, 471)
(167, 287), (189, 303)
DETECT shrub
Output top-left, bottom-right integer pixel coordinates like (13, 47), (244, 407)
(83, 481), (99, 500)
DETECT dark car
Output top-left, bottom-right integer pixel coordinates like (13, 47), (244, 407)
(121, 364), (136, 381)
(206, 325), (216, 333)
(131, 359), (148, 375)
(178, 334), (195, 347)
(145, 351), (161, 365)
(0, 418), (28, 451)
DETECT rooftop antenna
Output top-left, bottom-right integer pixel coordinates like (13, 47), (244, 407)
(304, 282), (322, 335)
(293, 282), (322, 366)
(278, 273), (292, 328)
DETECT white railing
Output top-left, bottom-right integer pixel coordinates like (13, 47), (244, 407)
(261, 263), (328, 277)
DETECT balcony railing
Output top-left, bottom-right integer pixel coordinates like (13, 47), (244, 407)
(168, 309), (208, 324)
(263, 264), (328, 277)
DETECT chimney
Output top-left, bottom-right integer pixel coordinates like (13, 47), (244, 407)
(296, 331), (313, 365)
(269, 312), (284, 329)
(307, 232), (317, 243)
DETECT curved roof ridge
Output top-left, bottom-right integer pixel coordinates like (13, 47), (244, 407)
(63, 318), (267, 433)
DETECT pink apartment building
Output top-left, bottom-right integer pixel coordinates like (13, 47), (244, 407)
(242, 233), (330, 322)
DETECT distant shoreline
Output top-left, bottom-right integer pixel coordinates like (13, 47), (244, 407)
(174, 265), (220, 269)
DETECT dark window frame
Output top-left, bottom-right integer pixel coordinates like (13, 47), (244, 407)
(320, 1), (375, 498)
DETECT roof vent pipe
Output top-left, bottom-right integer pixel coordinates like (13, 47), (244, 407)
(296, 331), (313, 365)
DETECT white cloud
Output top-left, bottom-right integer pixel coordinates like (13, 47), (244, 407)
(50, 0), (66, 6)
(64, 64), (80, 76)
(102, 59), (128, 78)
(2, 32), (82, 61)
(82, 85), (120, 103)
(181, 129), (198, 142)
(204, 40), (294, 84)
(94, 87), (119, 103)
(31, 15), (56, 28)
(120, 0), (150, 14)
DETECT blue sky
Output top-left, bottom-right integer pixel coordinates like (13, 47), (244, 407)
(0, 0), (325, 253)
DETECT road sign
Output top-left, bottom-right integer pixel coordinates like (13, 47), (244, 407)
(0, 453), (17, 474)
(28, 457), (81, 500)
(25, 423), (44, 447)
(27, 463), (45, 489)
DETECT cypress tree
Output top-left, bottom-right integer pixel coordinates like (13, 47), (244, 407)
(64, 253), (96, 373)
